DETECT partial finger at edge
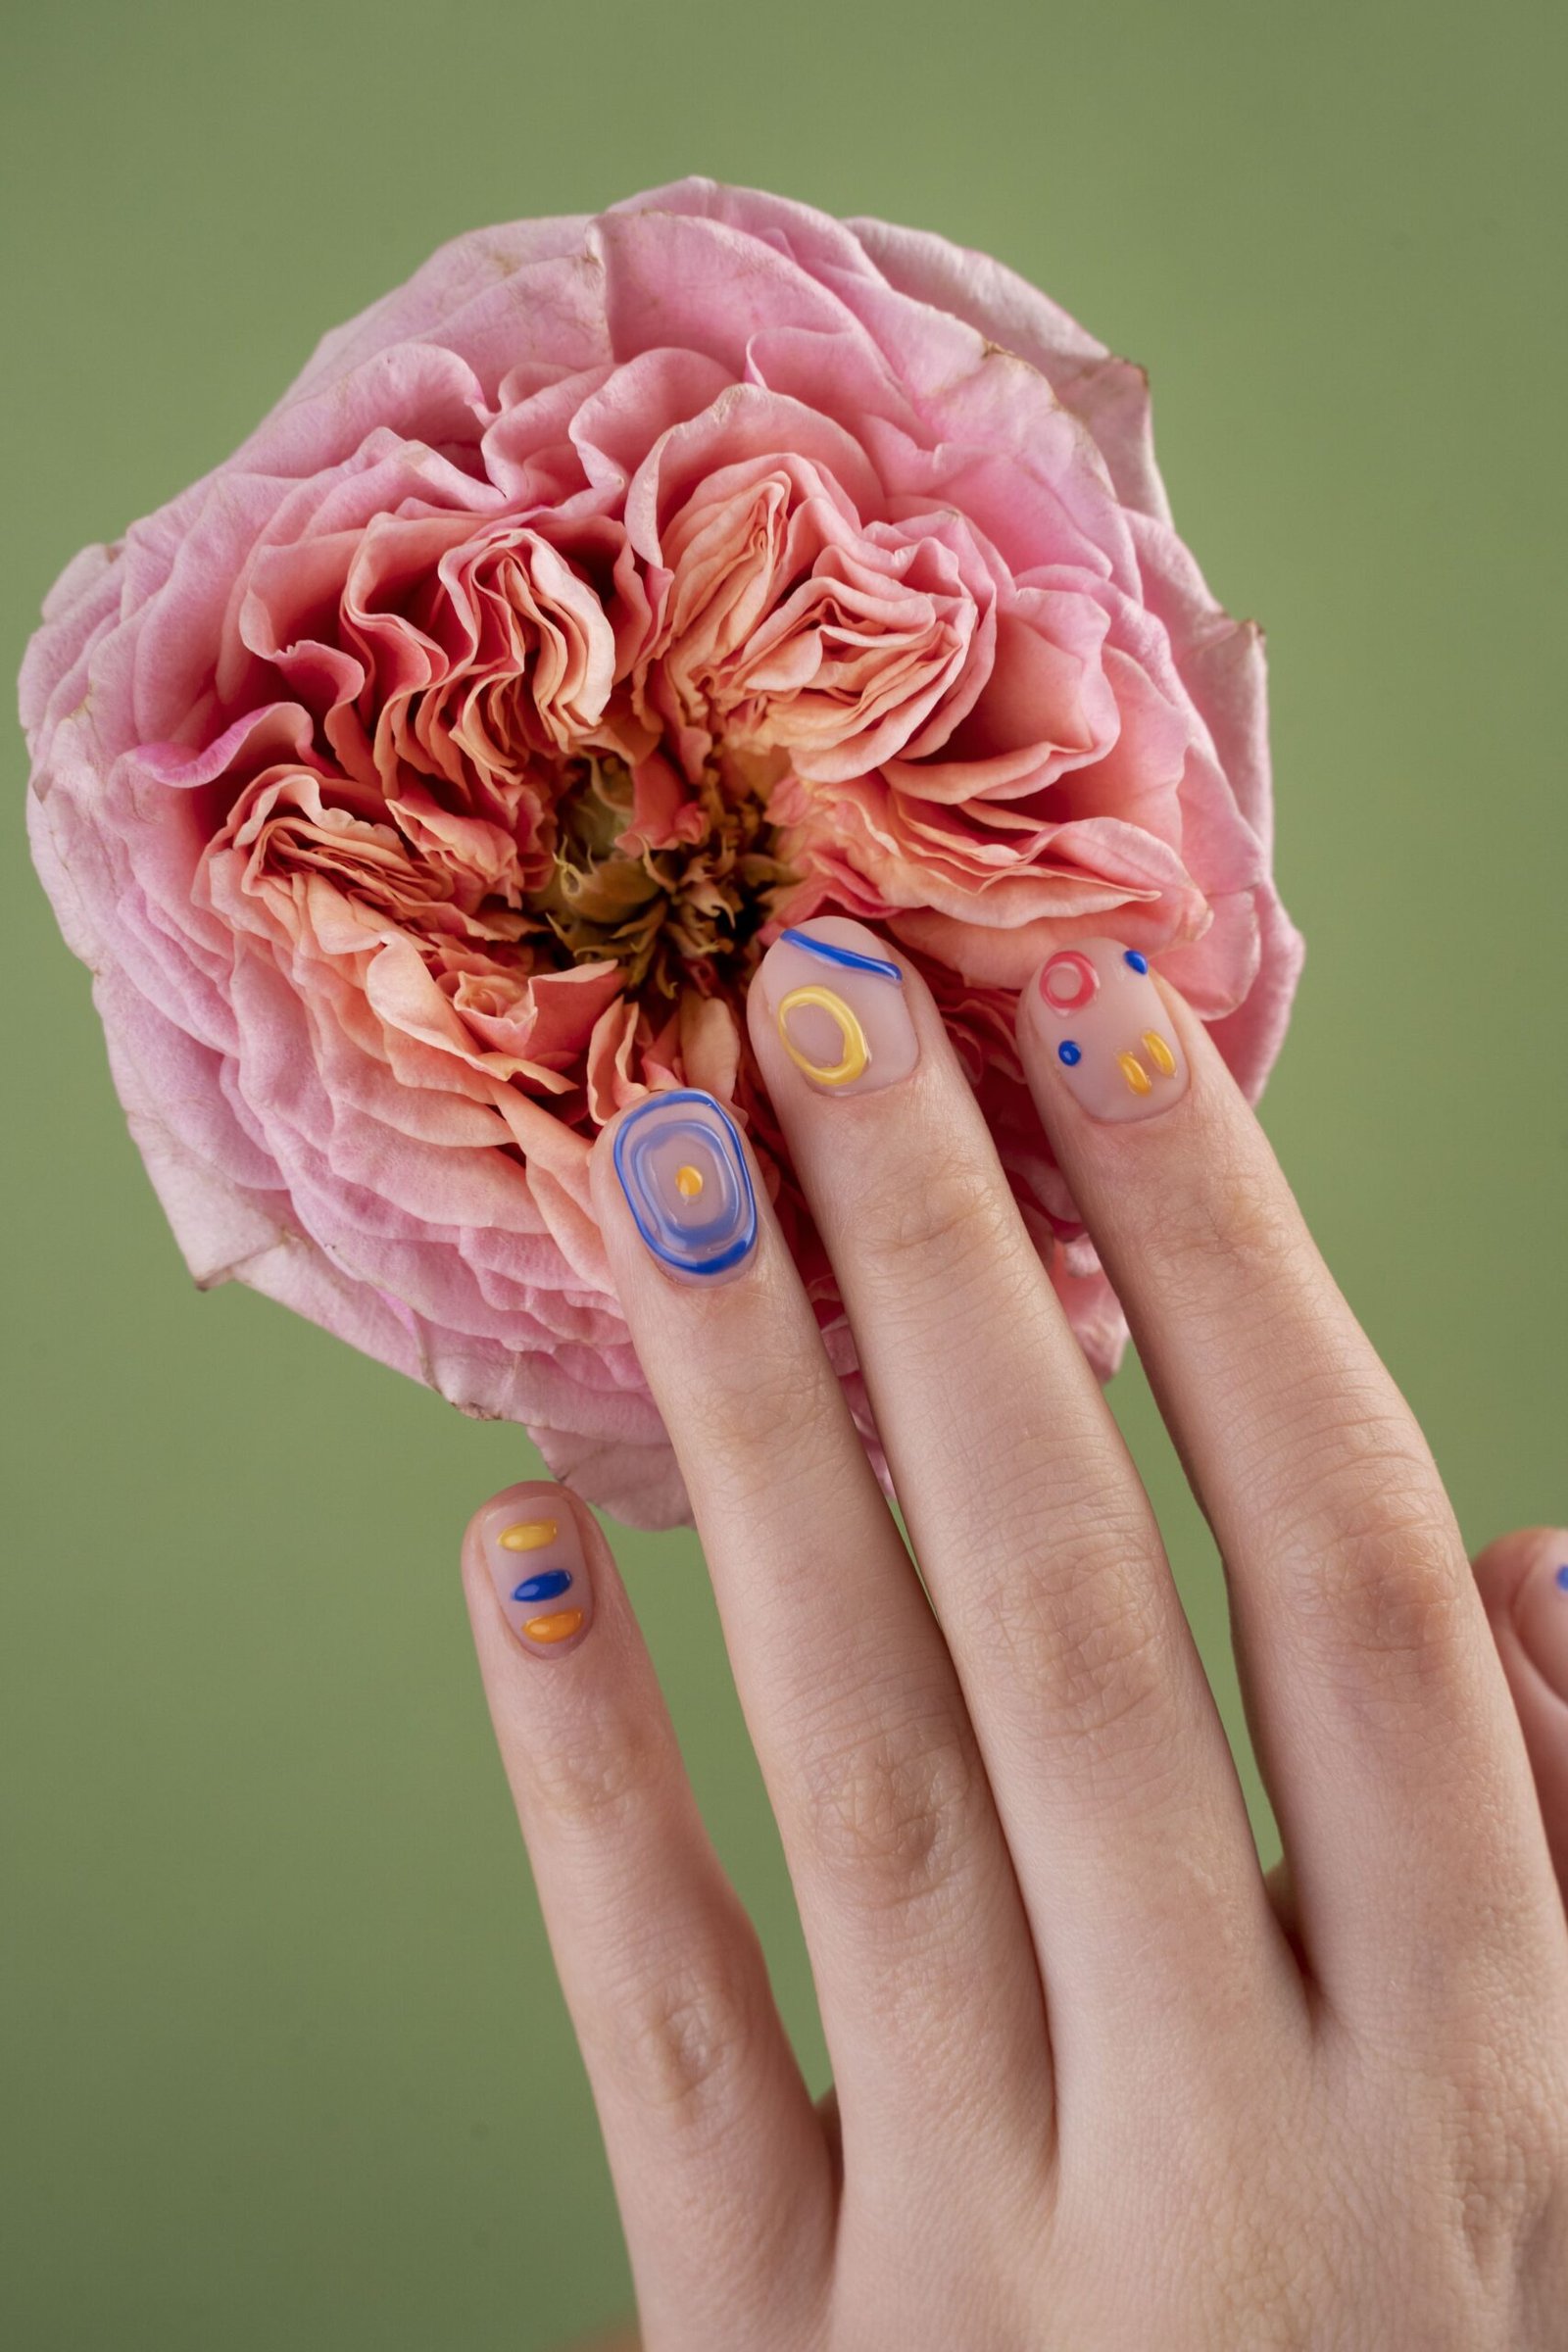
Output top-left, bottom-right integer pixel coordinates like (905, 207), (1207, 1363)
(1474, 1526), (1568, 1895)
(461, 1482), (830, 2331)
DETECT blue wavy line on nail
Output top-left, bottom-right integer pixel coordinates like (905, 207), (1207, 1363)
(512, 1569), (572, 1603)
(612, 1090), (759, 1277)
(780, 928), (903, 984)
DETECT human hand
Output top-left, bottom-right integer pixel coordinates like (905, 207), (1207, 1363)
(462, 922), (1568, 2350)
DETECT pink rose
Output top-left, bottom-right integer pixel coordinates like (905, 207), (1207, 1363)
(20, 176), (1302, 1528)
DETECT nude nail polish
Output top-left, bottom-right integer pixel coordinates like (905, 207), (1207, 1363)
(756, 918), (918, 1097)
(1514, 1541), (1568, 1706)
(612, 1089), (759, 1284)
(1029, 940), (1189, 1124)
(481, 1487), (592, 1656)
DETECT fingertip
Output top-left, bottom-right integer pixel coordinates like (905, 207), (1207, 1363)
(749, 916), (936, 1101)
(1016, 938), (1195, 1128)
(464, 1479), (601, 1663)
(1472, 1526), (1568, 1622)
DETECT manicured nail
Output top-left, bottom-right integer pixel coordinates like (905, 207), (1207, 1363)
(1028, 940), (1189, 1124)
(612, 1089), (759, 1284)
(756, 919), (918, 1097)
(481, 1487), (592, 1656)
(1513, 1538), (1568, 1705)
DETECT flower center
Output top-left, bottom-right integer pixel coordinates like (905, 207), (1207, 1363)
(527, 751), (801, 1000)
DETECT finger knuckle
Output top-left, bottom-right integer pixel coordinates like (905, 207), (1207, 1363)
(685, 1333), (834, 1471)
(525, 1718), (665, 1839)
(798, 1699), (982, 1921)
(1438, 2020), (1568, 2287)
(975, 1527), (1173, 1757)
(1279, 1446), (1473, 1704)
(597, 1929), (769, 2137)
(852, 1145), (1017, 1294)
(1157, 1139), (1302, 1305)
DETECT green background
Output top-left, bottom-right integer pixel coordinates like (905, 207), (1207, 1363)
(3, 1), (1563, 2343)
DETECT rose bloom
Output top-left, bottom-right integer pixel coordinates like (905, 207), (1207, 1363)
(21, 177), (1302, 1528)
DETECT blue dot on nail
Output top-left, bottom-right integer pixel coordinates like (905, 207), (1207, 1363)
(1123, 949), (1149, 974)
(1058, 1040), (1082, 1066)
(1554, 1563), (1568, 1592)
(513, 1568), (573, 1604)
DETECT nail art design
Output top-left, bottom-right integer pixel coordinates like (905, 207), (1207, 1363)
(612, 1089), (758, 1282)
(1032, 940), (1189, 1123)
(759, 920), (918, 1097)
(777, 983), (871, 1086)
(483, 1490), (591, 1655)
(779, 928), (903, 984)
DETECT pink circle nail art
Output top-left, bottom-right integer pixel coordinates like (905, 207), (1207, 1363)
(1039, 951), (1100, 1013)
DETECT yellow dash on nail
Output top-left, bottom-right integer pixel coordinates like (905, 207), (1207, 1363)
(500, 1519), (559, 1552)
(1142, 1030), (1177, 1078)
(1116, 1051), (1152, 1096)
(675, 1164), (704, 1199)
(524, 1608), (584, 1644)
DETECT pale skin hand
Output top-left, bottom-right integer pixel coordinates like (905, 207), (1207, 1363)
(460, 924), (1568, 2351)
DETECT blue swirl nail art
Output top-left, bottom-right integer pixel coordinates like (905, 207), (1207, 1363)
(612, 1090), (759, 1280)
(512, 1569), (573, 1604)
(779, 927), (903, 984)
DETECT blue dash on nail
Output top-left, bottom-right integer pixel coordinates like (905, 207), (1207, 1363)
(1554, 1563), (1568, 1592)
(1058, 1040), (1083, 1066)
(513, 1569), (573, 1604)
(780, 928), (903, 984)
(1123, 950), (1149, 973)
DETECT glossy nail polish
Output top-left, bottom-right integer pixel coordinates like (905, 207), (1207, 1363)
(481, 1488), (592, 1656)
(1030, 940), (1189, 1123)
(1514, 1542), (1568, 1706)
(757, 918), (918, 1097)
(612, 1089), (759, 1283)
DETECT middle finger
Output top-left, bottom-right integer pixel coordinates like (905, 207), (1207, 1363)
(748, 918), (1288, 2046)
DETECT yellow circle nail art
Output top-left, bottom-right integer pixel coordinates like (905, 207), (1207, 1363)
(777, 985), (871, 1087)
(674, 1163), (704, 1199)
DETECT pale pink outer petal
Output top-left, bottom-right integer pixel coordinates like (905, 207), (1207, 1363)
(844, 214), (1173, 527)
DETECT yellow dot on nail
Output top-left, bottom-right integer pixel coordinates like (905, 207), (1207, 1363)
(675, 1163), (704, 1199)
(500, 1519), (559, 1551)
(524, 1607), (585, 1644)
(1116, 1051), (1153, 1096)
(1142, 1030), (1177, 1078)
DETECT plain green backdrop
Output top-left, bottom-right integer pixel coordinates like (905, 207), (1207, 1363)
(3, 1), (1563, 2343)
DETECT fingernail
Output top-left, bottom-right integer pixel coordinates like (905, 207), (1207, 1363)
(1027, 941), (1189, 1124)
(1513, 1538), (1568, 1705)
(612, 1088), (759, 1284)
(482, 1487), (592, 1657)
(756, 919), (918, 1097)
